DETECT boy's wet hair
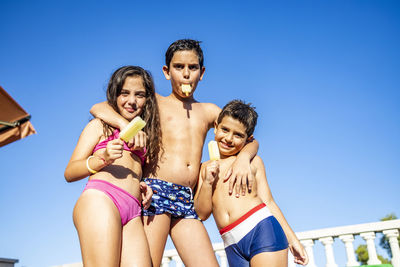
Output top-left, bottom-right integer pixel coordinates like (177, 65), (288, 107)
(165, 39), (204, 68)
(217, 100), (258, 137)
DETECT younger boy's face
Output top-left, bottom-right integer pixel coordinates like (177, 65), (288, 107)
(214, 116), (250, 158)
(162, 50), (205, 98)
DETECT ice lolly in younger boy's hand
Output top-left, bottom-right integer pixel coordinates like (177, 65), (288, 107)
(208, 141), (220, 161)
(119, 116), (146, 142)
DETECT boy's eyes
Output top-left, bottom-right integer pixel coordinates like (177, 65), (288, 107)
(173, 64), (199, 70)
(174, 64), (184, 69)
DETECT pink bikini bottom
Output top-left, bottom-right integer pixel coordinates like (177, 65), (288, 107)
(84, 179), (141, 226)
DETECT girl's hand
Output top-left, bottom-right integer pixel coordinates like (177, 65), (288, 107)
(103, 139), (124, 164)
(127, 130), (147, 152)
(205, 161), (219, 185)
(289, 240), (309, 266)
(140, 181), (153, 209)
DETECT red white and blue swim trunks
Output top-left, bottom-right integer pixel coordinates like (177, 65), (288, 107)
(142, 178), (199, 219)
(219, 203), (288, 267)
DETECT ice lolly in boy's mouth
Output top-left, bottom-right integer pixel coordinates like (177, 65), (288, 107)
(181, 84), (192, 96)
(119, 116), (146, 142)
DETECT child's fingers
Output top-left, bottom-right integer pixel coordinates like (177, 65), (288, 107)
(247, 172), (254, 192)
(223, 168), (232, 183)
(235, 177), (242, 198)
(132, 131), (146, 151)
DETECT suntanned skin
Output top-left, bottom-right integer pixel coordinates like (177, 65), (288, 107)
(90, 50), (259, 266)
(65, 75), (153, 267)
(194, 116), (309, 267)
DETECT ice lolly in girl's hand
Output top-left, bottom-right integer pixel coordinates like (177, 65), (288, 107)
(119, 116), (146, 142)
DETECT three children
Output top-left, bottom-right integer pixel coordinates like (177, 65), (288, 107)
(67, 39), (307, 266)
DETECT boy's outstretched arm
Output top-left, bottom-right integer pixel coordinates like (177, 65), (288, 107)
(90, 101), (129, 129)
(194, 162), (218, 221)
(254, 156), (309, 266)
(224, 138), (259, 197)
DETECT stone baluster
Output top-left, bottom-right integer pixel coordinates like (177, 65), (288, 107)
(161, 256), (171, 267)
(301, 239), (317, 267)
(383, 229), (400, 267)
(215, 249), (228, 267)
(360, 232), (381, 265)
(339, 234), (360, 267)
(172, 255), (183, 267)
(319, 237), (338, 267)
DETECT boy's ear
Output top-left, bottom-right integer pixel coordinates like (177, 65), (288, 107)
(162, 65), (171, 80)
(199, 66), (206, 81)
(214, 121), (218, 134)
(247, 135), (254, 142)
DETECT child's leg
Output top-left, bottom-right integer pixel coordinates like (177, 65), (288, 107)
(250, 249), (288, 267)
(170, 218), (219, 267)
(73, 190), (121, 267)
(120, 216), (152, 267)
(142, 213), (171, 267)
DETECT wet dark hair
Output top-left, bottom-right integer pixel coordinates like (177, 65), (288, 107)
(217, 100), (258, 137)
(165, 39), (204, 68)
(105, 65), (162, 170)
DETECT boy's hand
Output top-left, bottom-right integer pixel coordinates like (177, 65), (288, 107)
(224, 154), (254, 197)
(289, 240), (309, 266)
(126, 130), (147, 152)
(103, 139), (124, 164)
(205, 161), (219, 185)
(140, 181), (153, 210)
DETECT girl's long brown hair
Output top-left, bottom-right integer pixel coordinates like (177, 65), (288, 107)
(105, 66), (162, 173)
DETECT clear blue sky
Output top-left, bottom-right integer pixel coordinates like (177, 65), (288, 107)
(1, 1), (399, 266)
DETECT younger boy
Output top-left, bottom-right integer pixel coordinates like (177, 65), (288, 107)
(90, 40), (259, 266)
(194, 100), (308, 267)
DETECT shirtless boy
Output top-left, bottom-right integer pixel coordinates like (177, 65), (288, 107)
(195, 100), (308, 267)
(90, 39), (258, 266)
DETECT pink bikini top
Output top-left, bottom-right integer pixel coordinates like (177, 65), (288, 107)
(93, 129), (146, 166)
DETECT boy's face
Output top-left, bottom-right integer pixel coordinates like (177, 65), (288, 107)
(214, 116), (251, 158)
(162, 50), (205, 98)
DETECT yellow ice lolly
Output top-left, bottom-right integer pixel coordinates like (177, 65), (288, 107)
(181, 84), (192, 96)
(208, 141), (220, 161)
(119, 116), (146, 142)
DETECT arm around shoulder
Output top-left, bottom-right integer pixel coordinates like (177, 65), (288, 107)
(90, 101), (128, 129)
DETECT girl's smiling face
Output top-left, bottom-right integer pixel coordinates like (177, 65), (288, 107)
(117, 76), (147, 121)
(214, 116), (250, 158)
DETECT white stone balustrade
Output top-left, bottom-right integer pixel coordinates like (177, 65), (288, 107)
(52, 219), (400, 267)
(160, 219), (400, 267)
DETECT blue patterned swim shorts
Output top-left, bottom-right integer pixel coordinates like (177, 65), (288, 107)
(142, 178), (199, 219)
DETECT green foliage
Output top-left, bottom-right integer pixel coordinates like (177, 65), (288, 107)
(354, 213), (398, 265)
(379, 213), (399, 258)
(378, 255), (391, 264)
(356, 245), (369, 265)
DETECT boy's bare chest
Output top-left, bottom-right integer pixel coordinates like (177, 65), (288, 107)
(159, 103), (210, 133)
